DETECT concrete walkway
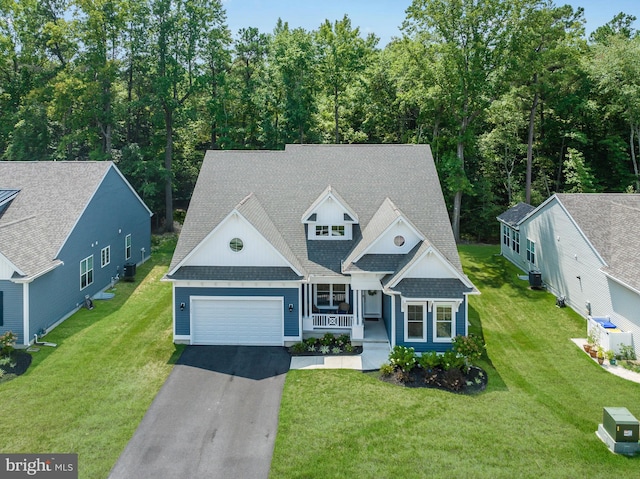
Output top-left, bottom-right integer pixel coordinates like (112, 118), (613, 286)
(290, 319), (390, 371)
(571, 338), (640, 384)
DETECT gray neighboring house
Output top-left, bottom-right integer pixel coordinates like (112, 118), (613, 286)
(167, 144), (478, 352)
(498, 193), (640, 356)
(0, 161), (152, 346)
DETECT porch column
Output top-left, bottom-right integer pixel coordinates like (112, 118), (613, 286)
(353, 289), (359, 325)
(352, 289), (364, 340)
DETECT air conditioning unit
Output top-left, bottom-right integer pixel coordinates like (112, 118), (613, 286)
(528, 270), (542, 289)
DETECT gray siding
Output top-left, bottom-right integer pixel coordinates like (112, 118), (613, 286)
(0, 281), (23, 343)
(174, 286), (299, 337)
(394, 297), (467, 353)
(28, 167), (151, 340)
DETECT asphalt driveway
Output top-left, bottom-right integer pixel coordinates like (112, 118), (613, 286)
(108, 346), (291, 479)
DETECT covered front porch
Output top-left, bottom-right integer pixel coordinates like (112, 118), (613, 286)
(301, 281), (384, 340)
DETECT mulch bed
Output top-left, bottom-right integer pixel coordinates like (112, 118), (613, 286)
(0, 351), (32, 383)
(380, 365), (488, 394)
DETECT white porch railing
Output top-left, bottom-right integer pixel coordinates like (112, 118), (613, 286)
(312, 313), (354, 328)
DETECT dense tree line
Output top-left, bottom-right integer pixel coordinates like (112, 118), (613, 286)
(1, 0), (638, 239)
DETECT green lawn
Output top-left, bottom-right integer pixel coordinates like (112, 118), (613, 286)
(0, 235), (180, 479)
(270, 245), (640, 479)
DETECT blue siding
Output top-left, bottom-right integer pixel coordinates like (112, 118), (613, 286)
(27, 166), (151, 341)
(394, 297), (467, 353)
(174, 287), (299, 337)
(0, 281), (24, 343)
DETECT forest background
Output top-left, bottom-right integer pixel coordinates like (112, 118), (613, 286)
(1, 0), (639, 241)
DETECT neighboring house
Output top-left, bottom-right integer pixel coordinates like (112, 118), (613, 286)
(166, 144), (478, 352)
(498, 194), (640, 356)
(0, 161), (152, 346)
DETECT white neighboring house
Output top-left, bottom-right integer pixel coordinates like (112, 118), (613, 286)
(497, 194), (640, 356)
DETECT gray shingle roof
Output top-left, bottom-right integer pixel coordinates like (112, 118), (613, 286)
(0, 161), (113, 277)
(170, 145), (463, 281)
(554, 193), (640, 292)
(168, 266), (302, 281)
(497, 202), (535, 226)
(387, 278), (474, 298)
(344, 254), (407, 273)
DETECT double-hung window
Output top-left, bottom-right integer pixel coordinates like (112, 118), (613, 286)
(502, 224), (510, 247)
(433, 303), (455, 342)
(512, 230), (520, 254)
(125, 234), (132, 260)
(526, 238), (536, 265)
(405, 303), (426, 341)
(80, 256), (94, 290)
(101, 245), (111, 268)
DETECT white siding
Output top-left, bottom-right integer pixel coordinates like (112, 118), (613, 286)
(608, 279), (640, 357)
(368, 220), (421, 255)
(184, 213), (289, 267)
(0, 255), (16, 280)
(404, 251), (456, 279)
(315, 196), (347, 224)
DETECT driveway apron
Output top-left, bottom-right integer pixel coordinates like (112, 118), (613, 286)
(108, 346), (291, 479)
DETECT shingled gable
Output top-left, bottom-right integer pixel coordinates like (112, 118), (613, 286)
(553, 193), (640, 293)
(167, 192), (305, 279)
(301, 185), (359, 224)
(342, 197), (424, 271)
(0, 161), (151, 280)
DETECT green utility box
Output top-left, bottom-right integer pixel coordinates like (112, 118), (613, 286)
(603, 407), (639, 443)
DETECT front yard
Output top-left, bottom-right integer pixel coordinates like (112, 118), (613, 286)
(0, 236), (179, 479)
(2, 242), (639, 478)
(270, 245), (640, 478)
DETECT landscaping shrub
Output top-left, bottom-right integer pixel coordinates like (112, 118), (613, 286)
(379, 363), (394, 377)
(388, 346), (416, 373)
(291, 342), (307, 353)
(452, 334), (485, 363)
(0, 331), (17, 357)
(441, 350), (465, 372)
(418, 351), (442, 370)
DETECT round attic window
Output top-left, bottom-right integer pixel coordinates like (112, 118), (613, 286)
(394, 235), (405, 247)
(229, 238), (244, 252)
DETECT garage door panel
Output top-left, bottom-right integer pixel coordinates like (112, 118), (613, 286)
(191, 297), (283, 346)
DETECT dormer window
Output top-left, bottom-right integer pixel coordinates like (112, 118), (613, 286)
(303, 185), (358, 241)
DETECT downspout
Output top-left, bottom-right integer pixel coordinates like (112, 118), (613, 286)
(22, 282), (29, 346)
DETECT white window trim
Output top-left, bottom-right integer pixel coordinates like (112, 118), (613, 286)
(312, 224), (350, 240)
(432, 302), (456, 343)
(404, 301), (427, 342)
(512, 230), (520, 254)
(314, 283), (347, 309)
(502, 224), (510, 247)
(80, 255), (94, 291)
(125, 234), (132, 260)
(526, 238), (536, 265)
(101, 245), (111, 268)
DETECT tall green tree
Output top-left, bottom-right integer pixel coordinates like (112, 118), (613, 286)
(587, 35), (640, 190)
(315, 15), (376, 143)
(404, 0), (519, 241)
(149, 0), (225, 231)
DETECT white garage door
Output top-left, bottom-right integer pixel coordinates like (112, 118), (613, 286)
(191, 297), (283, 345)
